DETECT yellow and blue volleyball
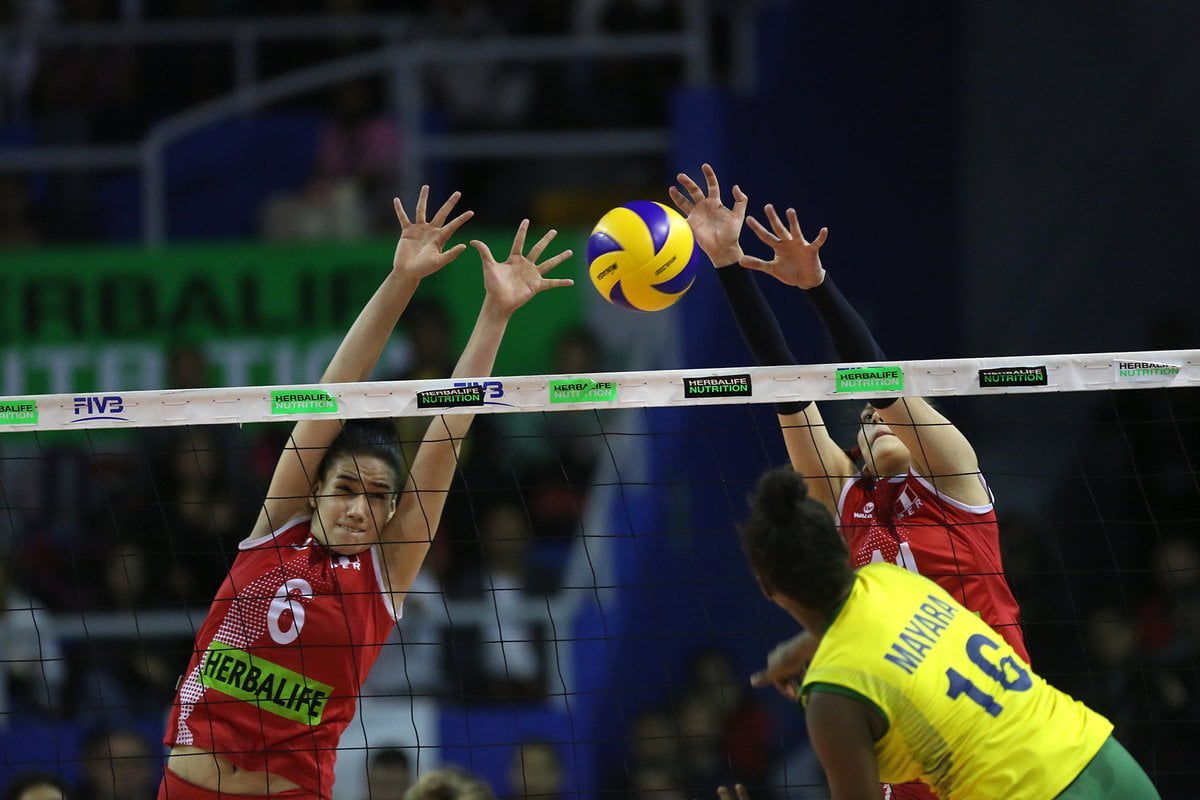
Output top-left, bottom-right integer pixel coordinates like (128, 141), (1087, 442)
(587, 201), (701, 312)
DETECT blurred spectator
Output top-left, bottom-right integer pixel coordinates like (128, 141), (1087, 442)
(626, 708), (680, 774)
(1131, 536), (1200, 796)
(395, 299), (456, 382)
(672, 691), (724, 794)
(627, 764), (687, 800)
(365, 747), (413, 800)
(683, 648), (774, 783)
(261, 79), (401, 241)
(506, 326), (607, 542)
(1138, 536), (1200, 660)
(149, 426), (245, 602)
(506, 742), (564, 800)
(450, 501), (557, 700)
(2, 772), (67, 800)
(30, 0), (141, 240)
(361, 566), (450, 698)
(66, 541), (180, 718)
(0, 557), (66, 725)
(424, 1), (533, 131)
(315, 80), (402, 226)
(405, 767), (495, 800)
(0, 172), (41, 246)
(571, 0), (684, 126)
(74, 726), (157, 800)
(0, 0), (59, 121)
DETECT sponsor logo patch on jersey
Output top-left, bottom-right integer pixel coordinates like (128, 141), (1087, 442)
(200, 643), (334, 725)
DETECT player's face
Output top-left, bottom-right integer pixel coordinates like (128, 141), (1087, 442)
(856, 405), (911, 477)
(310, 454), (398, 555)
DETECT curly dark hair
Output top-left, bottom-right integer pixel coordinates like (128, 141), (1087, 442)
(739, 467), (853, 616)
(316, 419), (405, 491)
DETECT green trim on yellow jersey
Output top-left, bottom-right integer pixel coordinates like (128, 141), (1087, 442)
(802, 681), (891, 737)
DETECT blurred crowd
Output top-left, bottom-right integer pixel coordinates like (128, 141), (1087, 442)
(0, 0), (740, 244)
(2, 2), (1199, 798)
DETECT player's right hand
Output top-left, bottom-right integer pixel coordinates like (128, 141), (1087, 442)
(751, 630), (819, 700)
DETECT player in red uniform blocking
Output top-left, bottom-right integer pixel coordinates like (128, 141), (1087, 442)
(159, 187), (573, 800)
(671, 166), (1023, 800)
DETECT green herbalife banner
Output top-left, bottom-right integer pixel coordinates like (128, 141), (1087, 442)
(0, 232), (584, 396)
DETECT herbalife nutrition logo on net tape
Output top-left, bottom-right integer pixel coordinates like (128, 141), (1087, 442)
(0, 398), (38, 425)
(835, 366), (904, 394)
(1114, 360), (1182, 383)
(683, 374), (752, 399)
(271, 389), (338, 415)
(549, 378), (618, 404)
(417, 385), (485, 409)
(978, 366), (1048, 387)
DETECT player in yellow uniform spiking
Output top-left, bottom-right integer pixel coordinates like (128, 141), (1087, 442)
(738, 467), (1160, 799)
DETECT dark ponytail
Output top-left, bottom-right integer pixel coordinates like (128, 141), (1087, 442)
(739, 467), (852, 614)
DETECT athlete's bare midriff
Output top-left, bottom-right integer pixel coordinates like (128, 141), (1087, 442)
(166, 746), (302, 795)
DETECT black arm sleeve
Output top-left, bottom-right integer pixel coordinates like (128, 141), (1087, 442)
(715, 266), (808, 415)
(804, 274), (896, 409)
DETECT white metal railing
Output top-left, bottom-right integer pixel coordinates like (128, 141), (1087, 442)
(0, 8), (714, 247)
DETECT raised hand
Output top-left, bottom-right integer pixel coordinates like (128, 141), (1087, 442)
(471, 219), (574, 317)
(668, 163), (748, 267)
(750, 630), (818, 700)
(392, 185), (474, 280)
(739, 204), (829, 289)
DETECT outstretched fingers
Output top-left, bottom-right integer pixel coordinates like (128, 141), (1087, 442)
(469, 239), (496, 264)
(745, 214), (780, 246)
(393, 197), (411, 227)
(764, 204), (791, 239)
(739, 254), (775, 272)
(439, 210), (474, 243)
(701, 162), (721, 199)
(731, 184), (749, 218)
(509, 218), (531, 258)
(429, 190), (462, 226)
(676, 171), (706, 205)
(526, 228), (557, 263)
(413, 184), (430, 223)
(437, 243), (468, 266)
(539, 276), (575, 289)
(536, 247), (574, 275)
(668, 185), (693, 215)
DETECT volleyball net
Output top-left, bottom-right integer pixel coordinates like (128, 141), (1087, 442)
(1, 349), (1198, 798)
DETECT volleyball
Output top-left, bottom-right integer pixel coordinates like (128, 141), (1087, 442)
(587, 201), (701, 311)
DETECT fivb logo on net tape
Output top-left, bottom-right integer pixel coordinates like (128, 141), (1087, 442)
(72, 395), (129, 422)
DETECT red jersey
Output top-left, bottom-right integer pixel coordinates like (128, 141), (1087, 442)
(837, 470), (1027, 662)
(164, 516), (400, 798)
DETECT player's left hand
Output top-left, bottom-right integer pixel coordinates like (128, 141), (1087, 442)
(715, 784), (751, 800)
(472, 219), (574, 316)
(669, 163), (748, 267)
(739, 204), (828, 289)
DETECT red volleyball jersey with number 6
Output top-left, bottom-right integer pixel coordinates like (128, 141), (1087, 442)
(164, 516), (399, 798)
(837, 470), (1028, 662)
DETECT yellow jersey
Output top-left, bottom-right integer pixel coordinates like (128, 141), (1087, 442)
(800, 563), (1112, 799)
